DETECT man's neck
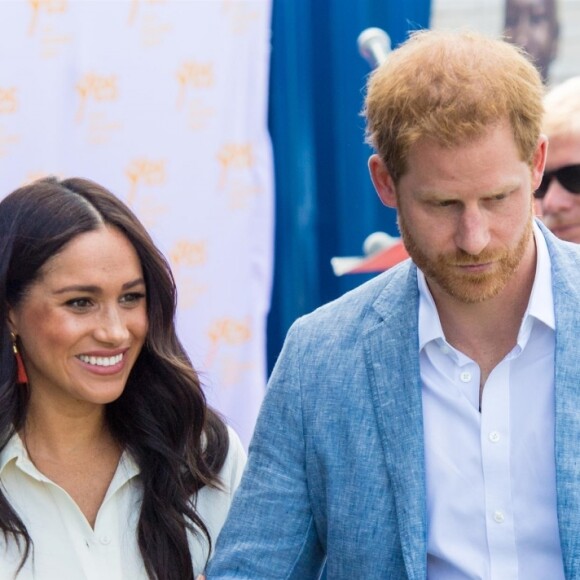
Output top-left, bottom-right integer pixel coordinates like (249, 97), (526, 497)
(429, 236), (537, 383)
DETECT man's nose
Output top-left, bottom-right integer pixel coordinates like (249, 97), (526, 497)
(454, 207), (490, 256)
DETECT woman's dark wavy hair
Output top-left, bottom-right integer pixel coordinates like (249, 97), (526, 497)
(0, 177), (229, 579)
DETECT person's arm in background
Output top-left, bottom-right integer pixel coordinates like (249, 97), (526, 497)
(206, 320), (326, 579)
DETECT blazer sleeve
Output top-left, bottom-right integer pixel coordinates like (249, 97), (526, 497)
(206, 319), (326, 579)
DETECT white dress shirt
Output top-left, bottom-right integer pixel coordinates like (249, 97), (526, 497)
(420, 223), (565, 579)
(0, 426), (246, 580)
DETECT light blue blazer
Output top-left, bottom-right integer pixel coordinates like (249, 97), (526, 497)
(208, 222), (580, 579)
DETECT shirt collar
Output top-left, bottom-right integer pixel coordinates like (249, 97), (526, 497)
(525, 221), (555, 331)
(0, 433), (47, 482)
(0, 432), (140, 485)
(418, 269), (445, 351)
(0, 433), (24, 474)
(418, 221), (555, 351)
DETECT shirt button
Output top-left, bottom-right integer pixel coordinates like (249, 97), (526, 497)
(489, 431), (501, 443)
(440, 344), (450, 355)
(100, 535), (111, 545)
(460, 371), (471, 382)
(493, 510), (505, 524)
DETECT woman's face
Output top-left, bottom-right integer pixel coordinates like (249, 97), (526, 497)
(8, 226), (148, 413)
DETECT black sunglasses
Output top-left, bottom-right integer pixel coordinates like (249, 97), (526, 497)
(534, 164), (580, 199)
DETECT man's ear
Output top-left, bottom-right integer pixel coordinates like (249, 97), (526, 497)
(368, 154), (398, 208)
(531, 134), (548, 192)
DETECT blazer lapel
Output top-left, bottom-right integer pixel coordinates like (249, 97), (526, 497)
(363, 264), (426, 580)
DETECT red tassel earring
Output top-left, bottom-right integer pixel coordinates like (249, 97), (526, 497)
(10, 332), (28, 385)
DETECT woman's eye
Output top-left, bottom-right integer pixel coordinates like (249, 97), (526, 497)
(120, 292), (146, 305)
(66, 298), (93, 309)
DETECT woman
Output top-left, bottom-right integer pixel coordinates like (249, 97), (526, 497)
(0, 177), (246, 579)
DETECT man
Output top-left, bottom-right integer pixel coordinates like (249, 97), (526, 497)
(207, 30), (580, 578)
(504, 0), (560, 83)
(536, 76), (580, 243)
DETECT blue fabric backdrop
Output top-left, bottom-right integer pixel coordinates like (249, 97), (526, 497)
(267, 0), (431, 370)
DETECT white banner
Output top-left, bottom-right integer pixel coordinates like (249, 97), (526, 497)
(0, 0), (273, 448)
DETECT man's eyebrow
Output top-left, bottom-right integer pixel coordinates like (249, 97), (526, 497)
(417, 183), (519, 199)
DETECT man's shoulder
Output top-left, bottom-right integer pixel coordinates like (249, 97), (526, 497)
(550, 237), (580, 262)
(270, 259), (417, 392)
(292, 259), (416, 338)
(542, 223), (580, 279)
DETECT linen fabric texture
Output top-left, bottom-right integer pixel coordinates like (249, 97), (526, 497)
(207, 221), (580, 579)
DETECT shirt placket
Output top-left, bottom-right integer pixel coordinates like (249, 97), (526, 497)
(480, 359), (518, 579)
(90, 496), (123, 580)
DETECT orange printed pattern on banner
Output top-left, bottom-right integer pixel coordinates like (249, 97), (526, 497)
(208, 318), (251, 345)
(187, 99), (215, 132)
(127, 0), (166, 26)
(85, 112), (122, 146)
(129, 195), (168, 230)
(76, 73), (119, 122)
(140, 15), (172, 47)
(40, 29), (72, 59)
(127, 0), (172, 46)
(174, 277), (208, 310)
(0, 129), (21, 158)
(222, 0), (260, 34)
(125, 158), (166, 202)
(170, 240), (207, 268)
(227, 183), (262, 210)
(206, 317), (252, 367)
(124, 159), (167, 227)
(176, 61), (214, 109)
(216, 355), (255, 388)
(23, 170), (55, 185)
(28, 0), (67, 35)
(0, 89), (18, 114)
(217, 143), (254, 189)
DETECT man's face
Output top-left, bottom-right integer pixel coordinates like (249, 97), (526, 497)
(504, 0), (559, 82)
(539, 132), (580, 242)
(370, 121), (545, 305)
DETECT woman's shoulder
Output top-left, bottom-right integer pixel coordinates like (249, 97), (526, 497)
(192, 425), (246, 557)
(218, 425), (247, 494)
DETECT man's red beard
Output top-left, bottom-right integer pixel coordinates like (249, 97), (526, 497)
(398, 209), (533, 304)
